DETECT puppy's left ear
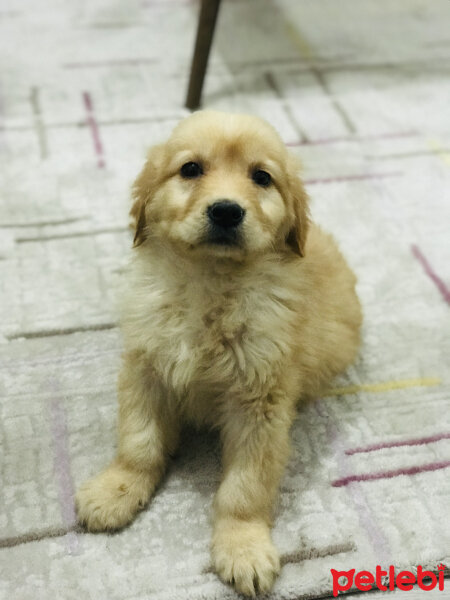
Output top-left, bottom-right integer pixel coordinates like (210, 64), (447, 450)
(285, 154), (310, 257)
(130, 144), (165, 247)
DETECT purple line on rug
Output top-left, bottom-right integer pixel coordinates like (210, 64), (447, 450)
(346, 432), (450, 455)
(286, 131), (417, 147)
(315, 400), (392, 566)
(332, 460), (450, 487)
(304, 172), (402, 185)
(82, 91), (105, 168)
(411, 244), (450, 304)
(50, 397), (80, 554)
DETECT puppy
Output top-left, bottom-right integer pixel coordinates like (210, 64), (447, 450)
(76, 111), (362, 596)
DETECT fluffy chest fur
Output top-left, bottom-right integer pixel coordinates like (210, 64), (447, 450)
(120, 248), (301, 408)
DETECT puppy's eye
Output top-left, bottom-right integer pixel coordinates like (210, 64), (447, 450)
(252, 169), (271, 187)
(180, 162), (203, 179)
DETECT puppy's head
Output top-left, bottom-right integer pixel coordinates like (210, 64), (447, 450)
(131, 111), (309, 259)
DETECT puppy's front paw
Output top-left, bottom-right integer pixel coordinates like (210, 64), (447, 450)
(212, 518), (280, 597)
(76, 461), (153, 532)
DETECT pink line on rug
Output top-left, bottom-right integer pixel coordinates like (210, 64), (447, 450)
(346, 432), (450, 455)
(50, 398), (80, 554)
(332, 460), (450, 487)
(411, 244), (450, 304)
(315, 400), (392, 565)
(82, 91), (105, 168)
(304, 172), (401, 185)
(286, 131), (417, 147)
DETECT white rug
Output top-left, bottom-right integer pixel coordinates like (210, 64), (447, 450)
(1, 0), (449, 598)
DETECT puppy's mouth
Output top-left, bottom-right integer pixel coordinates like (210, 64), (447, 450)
(205, 224), (241, 247)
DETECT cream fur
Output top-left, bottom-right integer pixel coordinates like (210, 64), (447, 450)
(76, 111), (362, 597)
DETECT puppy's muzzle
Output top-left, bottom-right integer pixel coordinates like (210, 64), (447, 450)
(206, 200), (245, 246)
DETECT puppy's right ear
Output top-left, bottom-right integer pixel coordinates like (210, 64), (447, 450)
(285, 153), (310, 257)
(130, 144), (165, 247)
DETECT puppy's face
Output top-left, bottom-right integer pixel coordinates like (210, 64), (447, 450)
(131, 111), (309, 259)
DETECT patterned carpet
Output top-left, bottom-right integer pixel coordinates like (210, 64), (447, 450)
(0, 0), (449, 598)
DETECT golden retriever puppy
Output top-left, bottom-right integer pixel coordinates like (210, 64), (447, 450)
(76, 111), (362, 596)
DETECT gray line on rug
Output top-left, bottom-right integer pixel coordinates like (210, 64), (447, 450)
(0, 525), (84, 550)
(0, 217), (90, 228)
(7, 322), (118, 340)
(284, 56), (450, 76)
(310, 67), (356, 134)
(0, 113), (185, 132)
(30, 86), (48, 159)
(366, 149), (450, 160)
(16, 226), (129, 242)
(264, 71), (310, 143)
(201, 541), (356, 574)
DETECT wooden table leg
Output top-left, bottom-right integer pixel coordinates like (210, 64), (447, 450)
(185, 0), (222, 110)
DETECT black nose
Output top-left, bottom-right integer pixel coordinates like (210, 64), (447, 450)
(207, 201), (245, 228)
